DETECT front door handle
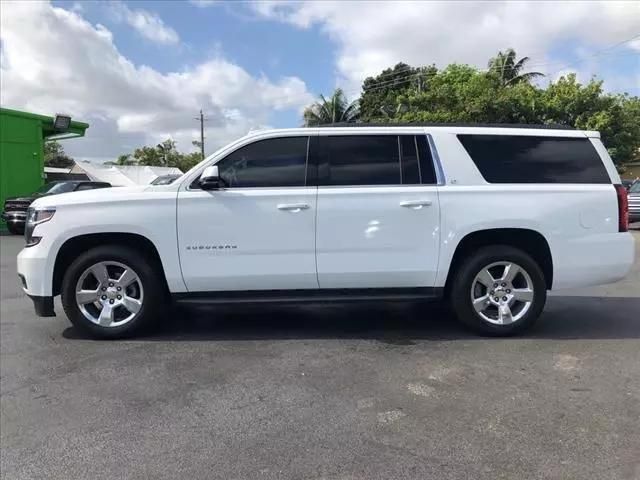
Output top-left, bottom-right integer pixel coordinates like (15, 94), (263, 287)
(400, 200), (432, 210)
(277, 203), (310, 212)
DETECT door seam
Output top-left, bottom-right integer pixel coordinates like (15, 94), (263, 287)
(313, 186), (321, 288)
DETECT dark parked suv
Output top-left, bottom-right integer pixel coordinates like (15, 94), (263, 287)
(2, 181), (111, 235)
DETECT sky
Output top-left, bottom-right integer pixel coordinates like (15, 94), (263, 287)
(1, 0), (639, 163)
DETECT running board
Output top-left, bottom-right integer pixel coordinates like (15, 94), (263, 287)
(172, 287), (443, 305)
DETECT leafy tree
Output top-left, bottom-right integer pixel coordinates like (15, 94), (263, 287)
(303, 88), (359, 126)
(540, 74), (640, 165)
(44, 140), (74, 168)
(109, 138), (203, 172)
(356, 52), (639, 167)
(104, 154), (136, 166)
(360, 63), (438, 121)
(487, 48), (544, 86)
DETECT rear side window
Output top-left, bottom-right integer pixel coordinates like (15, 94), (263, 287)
(217, 137), (309, 188)
(457, 135), (610, 184)
(400, 136), (420, 184)
(323, 135), (400, 186)
(318, 134), (437, 186)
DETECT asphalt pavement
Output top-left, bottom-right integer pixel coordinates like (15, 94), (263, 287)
(1, 231), (639, 480)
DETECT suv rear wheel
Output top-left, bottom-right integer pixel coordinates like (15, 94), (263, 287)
(450, 245), (547, 336)
(61, 245), (165, 339)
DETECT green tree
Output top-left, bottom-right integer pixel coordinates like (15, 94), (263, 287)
(540, 74), (640, 166)
(104, 154), (136, 166)
(132, 145), (164, 166)
(356, 54), (639, 168)
(487, 48), (544, 86)
(303, 88), (359, 126)
(44, 140), (74, 168)
(360, 63), (438, 121)
(111, 138), (203, 172)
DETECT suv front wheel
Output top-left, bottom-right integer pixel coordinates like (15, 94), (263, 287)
(61, 245), (165, 339)
(450, 245), (547, 336)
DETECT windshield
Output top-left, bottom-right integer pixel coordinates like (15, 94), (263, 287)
(151, 175), (179, 185)
(629, 181), (640, 193)
(34, 182), (76, 195)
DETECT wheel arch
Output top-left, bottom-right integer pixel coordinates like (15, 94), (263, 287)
(53, 232), (169, 296)
(443, 228), (553, 294)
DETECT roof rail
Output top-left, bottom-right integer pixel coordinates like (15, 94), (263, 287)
(314, 122), (575, 130)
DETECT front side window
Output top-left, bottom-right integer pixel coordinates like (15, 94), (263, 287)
(216, 137), (309, 188)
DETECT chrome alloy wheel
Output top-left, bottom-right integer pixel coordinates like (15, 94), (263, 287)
(75, 261), (144, 327)
(470, 261), (534, 325)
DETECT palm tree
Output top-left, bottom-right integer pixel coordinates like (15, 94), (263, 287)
(303, 88), (359, 126)
(488, 49), (544, 86)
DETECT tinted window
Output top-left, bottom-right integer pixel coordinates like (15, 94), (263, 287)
(416, 135), (437, 184)
(400, 135), (420, 185)
(39, 182), (77, 194)
(76, 183), (105, 191)
(217, 137), (308, 188)
(458, 135), (609, 184)
(324, 135), (400, 185)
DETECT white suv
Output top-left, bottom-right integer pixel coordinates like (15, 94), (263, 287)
(17, 125), (635, 338)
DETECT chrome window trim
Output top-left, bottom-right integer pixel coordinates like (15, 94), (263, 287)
(426, 133), (446, 186)
(316, 184), (439, 190)
(182, 131), (445, 190)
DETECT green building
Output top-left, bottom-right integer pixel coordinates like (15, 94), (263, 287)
(0, 107), (89, 230)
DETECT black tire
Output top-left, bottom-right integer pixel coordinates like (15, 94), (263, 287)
(61, 245), (166, 339)
(7, 223), (24, 235)
(449, 245), (547, 336)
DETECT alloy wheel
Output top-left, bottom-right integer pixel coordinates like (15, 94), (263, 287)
(470, 261), (534, 325)
(75, 261), (144, 327)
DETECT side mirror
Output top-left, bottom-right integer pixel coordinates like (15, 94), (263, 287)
(199, 165), (223, 190)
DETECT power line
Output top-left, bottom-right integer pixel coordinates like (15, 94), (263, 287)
(545, 33), (640, 78)
(359, 50), (638, 95)
(358, 33), (640, 94)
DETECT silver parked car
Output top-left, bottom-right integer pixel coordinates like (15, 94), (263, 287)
(628, 180), (640, 224)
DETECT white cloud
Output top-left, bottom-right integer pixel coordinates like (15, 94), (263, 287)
(251, 0), (640, 94)
(0, 1), (313, 162)
(110, 1), (180, 45)
(189, 0), (220, 7)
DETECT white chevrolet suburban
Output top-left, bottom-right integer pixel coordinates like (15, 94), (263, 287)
(17, 124), (634, 338)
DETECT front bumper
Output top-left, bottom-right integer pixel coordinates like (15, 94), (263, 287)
(18, 248), (57, 317)
(17, 243), (53, 294)
(28, 295), (55, 317)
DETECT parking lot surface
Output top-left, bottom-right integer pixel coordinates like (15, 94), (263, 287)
(1, 232), (639, 480)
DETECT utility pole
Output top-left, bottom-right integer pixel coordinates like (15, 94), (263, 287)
(194, 109), (208, 159)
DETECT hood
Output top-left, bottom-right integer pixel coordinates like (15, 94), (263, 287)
(5, 196), (35, 203)
(30, 185), (150, 209)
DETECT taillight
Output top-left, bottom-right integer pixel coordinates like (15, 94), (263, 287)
(614, 184), (629, 232)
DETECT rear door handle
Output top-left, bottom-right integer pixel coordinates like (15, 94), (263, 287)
(277, 203), (310, 212)
(400, 200), (432, 209)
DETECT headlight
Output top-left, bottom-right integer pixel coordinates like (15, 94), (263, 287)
(25, 207), (56, 247)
